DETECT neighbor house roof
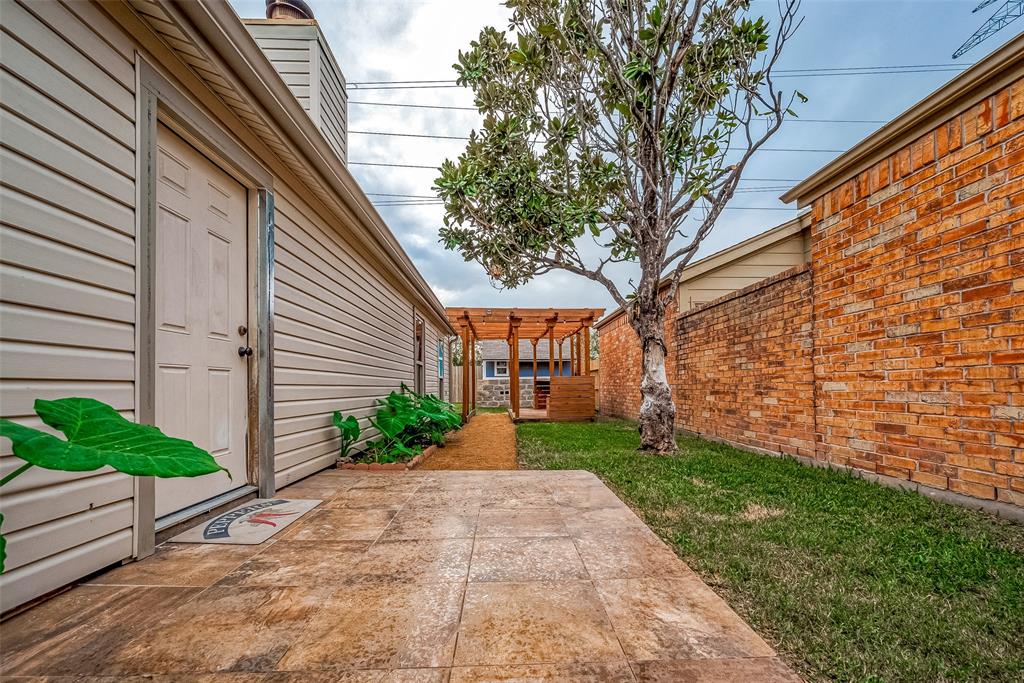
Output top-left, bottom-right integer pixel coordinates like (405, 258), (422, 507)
(781, 33), (1024, 208)
(595, 213), (811, 330)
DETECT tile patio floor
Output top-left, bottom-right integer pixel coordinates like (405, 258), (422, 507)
(1, 470), (799, 682)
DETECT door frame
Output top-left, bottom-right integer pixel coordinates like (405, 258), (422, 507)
(134, 59), (276, 558)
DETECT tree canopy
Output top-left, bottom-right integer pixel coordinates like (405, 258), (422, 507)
(435, 0), (803, 314)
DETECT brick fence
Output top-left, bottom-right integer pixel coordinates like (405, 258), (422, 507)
(809, 77), (1024, 507)
(674, 266), (816, 459)
(599, 73), (1023, 510)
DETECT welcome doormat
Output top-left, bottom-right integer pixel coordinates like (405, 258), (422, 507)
(170, 499), (321, 545)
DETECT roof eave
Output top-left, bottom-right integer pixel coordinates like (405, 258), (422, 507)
(781, 33), (1024, 208)
(181, 0), (455, 335)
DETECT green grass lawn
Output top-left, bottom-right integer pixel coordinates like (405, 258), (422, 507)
(518, 419), (1024, 683)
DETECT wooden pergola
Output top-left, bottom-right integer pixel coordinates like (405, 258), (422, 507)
(447, 307), (605, 422)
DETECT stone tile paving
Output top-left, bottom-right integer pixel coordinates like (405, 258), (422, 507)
(0, 470), (800, 682)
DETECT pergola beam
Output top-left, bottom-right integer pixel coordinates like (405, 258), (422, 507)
(445, 308), (604, 419)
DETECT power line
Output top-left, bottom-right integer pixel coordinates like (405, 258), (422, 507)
(374, 201), (796, 211)
(348, 65), (970, 89)
(351, 100), (478, 111)
(366, 186), (792, 200)
(348, 100), (885, 123)
(348, 98), (884, 120)
(366, 192), (439, 199)
(351, 129), (470, 140)
(349, 130), (863, 143)
(347, 62), (974, 86)
(348, 144), (841, 169)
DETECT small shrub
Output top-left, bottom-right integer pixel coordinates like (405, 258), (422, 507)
(362, 385), (461, 462)
(331, 411), (361, 461)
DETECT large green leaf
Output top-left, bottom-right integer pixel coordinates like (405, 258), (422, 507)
(332, 412), (361, 443)
(0, 398), (229, 479)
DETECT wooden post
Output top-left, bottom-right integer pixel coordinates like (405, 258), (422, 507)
(460, 325), (469, 423)
(558, 338), (563, 377)
(583, 325), (591, 374)
(469, 332), (476, 416)
(531, 339), (538, 409)
(569, 333), (575, 376)
(576, 333), (582, 375)
(548, 327), (554, 379)
(510, 320), (521, 418)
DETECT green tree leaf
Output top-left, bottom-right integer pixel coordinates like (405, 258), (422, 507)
(0, 398), (229, 479)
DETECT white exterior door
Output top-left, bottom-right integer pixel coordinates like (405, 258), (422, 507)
(154, 124), (249, 518)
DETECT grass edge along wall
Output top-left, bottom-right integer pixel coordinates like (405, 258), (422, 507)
(599, 37), (1024, 513)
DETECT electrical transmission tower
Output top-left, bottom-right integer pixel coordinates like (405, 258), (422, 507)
(953, 0), (1024, 58)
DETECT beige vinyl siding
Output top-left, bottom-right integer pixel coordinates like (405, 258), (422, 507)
(271, 190), (418, 485)
(315, 35), (347, 161)
(0, 0), (450, 613)
(677, 231), (807, 310)
(243, 20), (347, 162)
(423, 320), (442, 396)
(243, 23), (313, 111)
(0, 0), (137, 612)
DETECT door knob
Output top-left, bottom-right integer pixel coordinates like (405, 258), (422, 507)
(238, 346), (254, 358)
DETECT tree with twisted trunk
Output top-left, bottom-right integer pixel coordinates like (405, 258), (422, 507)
(435, 0), (804, 452)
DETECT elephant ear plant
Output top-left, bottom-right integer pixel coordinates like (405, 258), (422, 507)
(332, 411), (361, 461)
(0, 397), (230, 573)
(334, 386), (462, 464)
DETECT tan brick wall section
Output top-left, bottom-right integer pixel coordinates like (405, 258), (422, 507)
(598, 75), (1024, 507)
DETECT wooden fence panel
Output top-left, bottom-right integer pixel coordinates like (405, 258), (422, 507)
(547, 376), (596, 421)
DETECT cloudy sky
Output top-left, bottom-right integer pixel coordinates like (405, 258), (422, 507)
(229, 0), (1016, 312)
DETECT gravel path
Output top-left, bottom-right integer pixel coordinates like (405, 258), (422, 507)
(420, 412), (517, 470)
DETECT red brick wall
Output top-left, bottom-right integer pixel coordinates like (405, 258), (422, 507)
(598, 76), (1024, 508)
(673, 266), (816, 458)
(811, 78), (1024, 506)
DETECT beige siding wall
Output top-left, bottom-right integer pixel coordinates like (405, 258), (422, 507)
(423, 320), (444, 396)
(243, 23), (313, 111)
(315, 35), (347, 162)
(271, 190), (434, 486)
(0, 0), (450, 611)
(676, 231), (808, 309)
(0, 0), (138, 612)
(243, 21), (347, 162)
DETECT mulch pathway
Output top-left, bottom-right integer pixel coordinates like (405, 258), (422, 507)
(420, 412), (517, 470)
